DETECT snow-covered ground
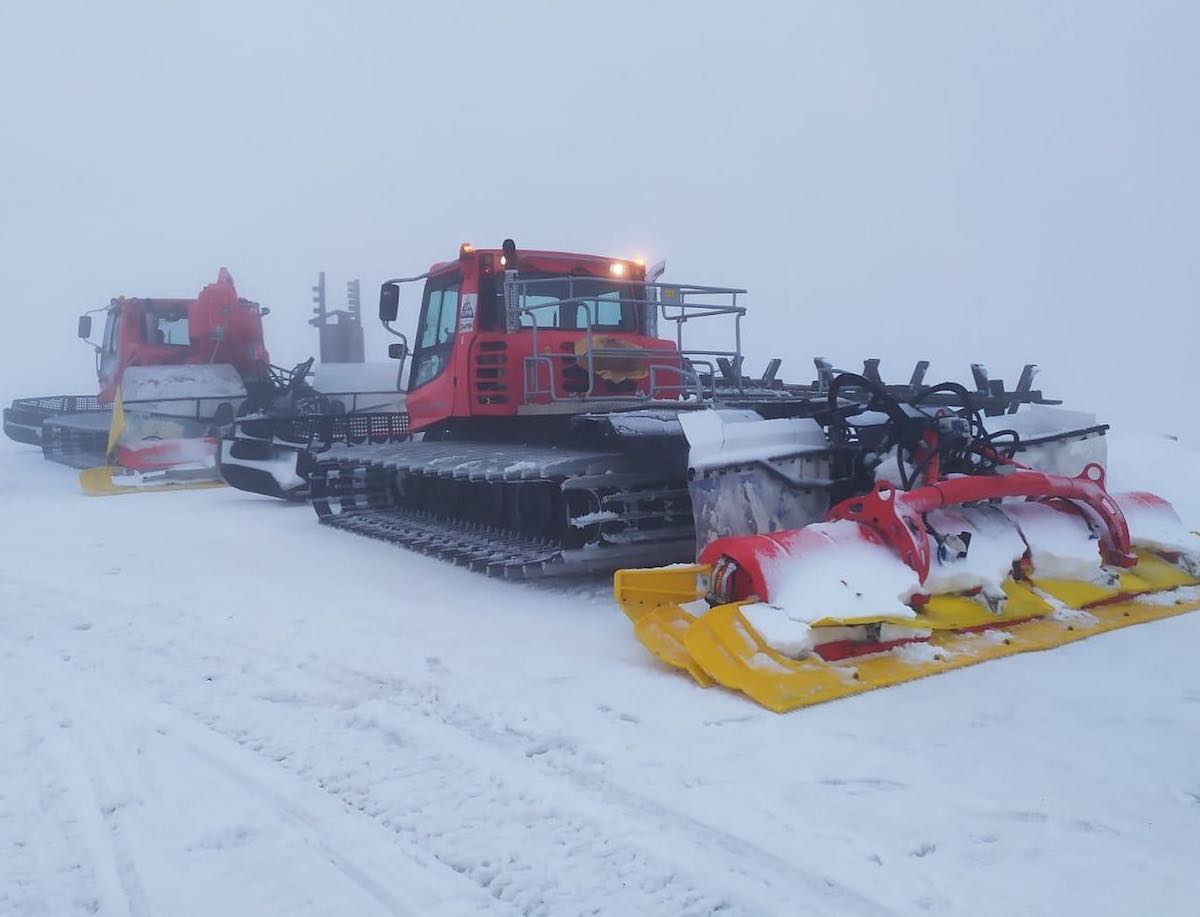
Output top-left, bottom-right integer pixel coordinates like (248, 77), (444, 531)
(2, 431), (1199, 917)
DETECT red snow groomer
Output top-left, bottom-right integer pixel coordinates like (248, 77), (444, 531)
(213, 238), (1199, 705)
(616, 374), (1200, 711)
(4, 269), (315, 494)
(6, 268), (405, 495)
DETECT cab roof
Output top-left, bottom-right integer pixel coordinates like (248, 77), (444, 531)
(428, 248), (642, 277)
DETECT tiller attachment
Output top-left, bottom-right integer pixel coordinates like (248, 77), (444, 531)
(616, 376), (1200, 712)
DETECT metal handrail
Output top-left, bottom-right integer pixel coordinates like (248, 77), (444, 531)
(119, 387), (404, 422)
(648, 363), (706, 402)
(506, 275), (748, 405)
(523, 351), (708, 405)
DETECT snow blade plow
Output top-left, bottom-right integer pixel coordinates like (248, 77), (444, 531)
(616, 564), (1200, 712)
(79, 463), (227, 496)
(77, 366), (246, 496)
(616, 376), (1200, 712)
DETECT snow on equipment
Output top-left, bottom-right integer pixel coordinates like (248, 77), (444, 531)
(616, 375), (1200, 712)
(270, 241), (1131, 585)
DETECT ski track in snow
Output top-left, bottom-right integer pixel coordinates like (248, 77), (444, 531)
(46, 699), (152, 917)
(4, 641), (471, 917)
(3, 433), (1200, 915)
(0, 695), (102, 917)
(0, 574), (887, 917)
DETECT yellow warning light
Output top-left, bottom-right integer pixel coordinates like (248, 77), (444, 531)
(609, 261), (627, 276)
(460, 242), (474, 258)
(634, 256), (646, 267)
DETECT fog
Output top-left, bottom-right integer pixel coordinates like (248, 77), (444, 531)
(2, 1), (1196, 432)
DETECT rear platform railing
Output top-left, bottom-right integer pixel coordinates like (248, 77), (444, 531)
(234, 411), (411, 448)
(9, 394), (106, 416)
(118, 388), (403, 423)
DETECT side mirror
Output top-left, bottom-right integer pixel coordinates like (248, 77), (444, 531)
(259, 307), (271, 317)
(379, 282), (400, 323)
(77, 315), (93, 339)
(387, 341), (408, 361)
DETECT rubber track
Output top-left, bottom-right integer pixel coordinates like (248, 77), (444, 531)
(320, 508), (563, 578)
(310, 440), (695, 578)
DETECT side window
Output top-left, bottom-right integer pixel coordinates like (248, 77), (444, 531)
(593, 292), (623, 326)
(99, 307), (121, 381)
(419, 289), (444, 348)
(437, 286), (458, 341)
(156, 314), (191, 345)
(102, 309), (120, 353)
(410, 278), (461, 390)
(417, 283), (460, 348)
(518, 294), (561, 329)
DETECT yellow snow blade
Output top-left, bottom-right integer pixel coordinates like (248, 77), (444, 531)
(613, 564), (708, 623)
(1031, 576), (1126, 609)
(1123, 550), (1200, 591)
(614, 566), (714, 686)
(1033, 549), (1200, 608)
(634, 606), (714, 687)
(681, 595), (1200, 713)
(683, 604), (856, 710)
(914, 580), (1054, 630)
(733, 580), (1054, 633)
(79, 466), (227, 497)
(617, 552), (1200, 712)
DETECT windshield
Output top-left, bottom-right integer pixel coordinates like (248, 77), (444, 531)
(516, 276), (639, 330)
(477, 273), (643, 332)
(144, 308), (190, 345)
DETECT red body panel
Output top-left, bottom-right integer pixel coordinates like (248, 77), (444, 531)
(186, 267), (271, 376)
(115, 438), (220, 471)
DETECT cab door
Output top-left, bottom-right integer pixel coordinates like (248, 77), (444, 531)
(96, 305), (122, 399)
(405, 273), (461, 429)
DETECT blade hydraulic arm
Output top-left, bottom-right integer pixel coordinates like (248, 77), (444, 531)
(830, 463), (1136, 583)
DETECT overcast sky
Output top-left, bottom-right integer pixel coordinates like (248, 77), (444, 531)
(1, 1), (1196, 431)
